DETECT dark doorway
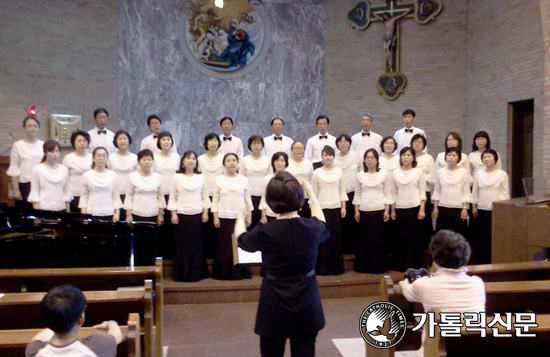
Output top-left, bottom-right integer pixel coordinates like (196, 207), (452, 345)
(508, 99), (534, 198)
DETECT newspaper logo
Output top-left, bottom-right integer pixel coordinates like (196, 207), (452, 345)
(360, 302), (407, 349)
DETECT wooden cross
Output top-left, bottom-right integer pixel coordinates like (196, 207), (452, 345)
(347, 0), (443, 100)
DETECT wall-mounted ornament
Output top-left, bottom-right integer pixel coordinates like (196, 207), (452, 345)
(180, 0), (272, 79)
(347, 0), (442, 100)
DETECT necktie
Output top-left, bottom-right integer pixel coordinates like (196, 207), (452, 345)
(405, 128), (413, 133)
(223, 137), (232, 141)
(362, 132), (370, 137)
(274, 136), (282, 141)
(98, 130), (107, 135)
(319, 135), (327, 140)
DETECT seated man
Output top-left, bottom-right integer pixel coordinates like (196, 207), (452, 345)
(399, 230), (485, 356)
(26, 285), (123, 357)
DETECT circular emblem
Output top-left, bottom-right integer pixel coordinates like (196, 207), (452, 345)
(359, 302), (407, 349)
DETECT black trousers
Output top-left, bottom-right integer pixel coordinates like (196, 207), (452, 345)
(260, 333), (317, 357)
(15, 182), (33, 209)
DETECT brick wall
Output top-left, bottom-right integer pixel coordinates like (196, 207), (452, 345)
(325, 0), (468, 154)
(0, 0), (118, 155)
(466, 0), (545, 192)
(538, 0), (550, 194)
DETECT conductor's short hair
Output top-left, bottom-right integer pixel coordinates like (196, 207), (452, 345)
(266, 171), (305, 214)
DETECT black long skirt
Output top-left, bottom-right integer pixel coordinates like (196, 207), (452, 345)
(173, 213), (209, 282)
(470, 209), (492, 264)
(119, 194), (126, 222)
(159, 194), (174, 258)
(316, 208), (344, 276)
(212, 218), (251, 280)
(435, 206), (468, 239)
(391, 207), (425, 272)
(299, 198), (311, 218)
(355, 210), (387, 274)
(250, 195), (262, 230)
(202, 196), (219, 259)
(132, 214), (158, 266)
(70, 196), (81, 213)
(342, 191), (359, 255)
(15, 182), (33, 209)
(422, 192), (435, 248)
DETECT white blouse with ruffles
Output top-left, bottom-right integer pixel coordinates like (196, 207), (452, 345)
(63, 152), (92, 197)
(379, 155), (400, 173)
(287, 158), (314, 198)
(79, 170), (122, 216)
(109, 152), (138, 195)
(153, 153), (180, 195)
(391, 167), (427, 209)
(353, 170), (393, 212)
(7, 139), (44, 183)
(415, 154), (435, 192)
(211, 174), (253, 219)
(334, 151), (362, 193)
(28, 164), (72, 211)
(472, 169), (510, 211)
(312, 167), (348, 210)
(168, 173), (211, 215)
(197, 154), (224, 197)
(240, 155), (271, 196)
(123, 171), (166, 217)
(432, 167), (472, 209)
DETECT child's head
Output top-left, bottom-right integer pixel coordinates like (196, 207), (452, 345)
(40, 285), (87, 334)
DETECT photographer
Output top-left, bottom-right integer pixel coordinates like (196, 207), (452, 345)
(399, 230), (485, 356)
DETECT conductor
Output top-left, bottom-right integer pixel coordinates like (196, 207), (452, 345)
(235, 171), (329, 357)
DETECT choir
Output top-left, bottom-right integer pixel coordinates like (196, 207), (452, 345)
(6, 108), (507, 281)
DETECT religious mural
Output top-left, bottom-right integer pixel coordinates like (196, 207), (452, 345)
(184, 0), (266, 75)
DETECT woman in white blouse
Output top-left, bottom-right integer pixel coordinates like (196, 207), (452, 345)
(434, 132), (471, 181)
(379, 136), (399, 172)
(468, 131), (502, 177)
(211, 153), (253, 280)
(63, 131), (92, 212)
(109, 130), (138, 221)
(353, 149), (392, 274)
(7, 116), (44, 209)
(287, 141), (314, 218)
(334, 134), (362, 255)
(411, 134), (435, 248)
(168, 150), (211, 282)
(79, 147), (122, 221)
(28, 140), (71, 212)
(153, 131), (180, 258)
(259, 152), (289, 223)
(241, 135), (271, 228)
(390, 147), (426, 271)
(471, 149), (509, 264)
(313, 146), (347, 275)
(432, 147), (472, 239)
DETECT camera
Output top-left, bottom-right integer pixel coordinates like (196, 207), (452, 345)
(404, 268), (430, 283)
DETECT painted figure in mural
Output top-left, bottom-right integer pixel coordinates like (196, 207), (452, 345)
(217, 19), (255, 68)
(373, 8), (411, 70)
(191, 4), (223, 51)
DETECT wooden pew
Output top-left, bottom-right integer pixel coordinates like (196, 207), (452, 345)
(0, 280), (154, 357)
(0, 313), (140, 357)
(466, 260), (550, 282)
(0, 258), (164, 357)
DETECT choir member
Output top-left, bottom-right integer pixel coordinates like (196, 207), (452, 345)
(7, 116), (44, 209)
(79, 147), (122, 221)
(140, 114), (178, 154)
(168, 150), (211, 282)
(241, 135), (271, 228)
(334, 134), (362, 255)
(312, 146), (347, 275)
(259, 152), (289, 223)
(153, 131), (180, 258)
(236, 171), (328, 357)
(87, 108), (116, 154)
(218, 116), (244, 158)
(353, 149), (392, 274)
(63, 131), (92, 212)
(411, 134), (435, 248)
(262, 118), (293, 158)
(393, 109), (427, 153)
(471, 149), (510, 264)
(287, 141), (314, 218)
(211, 153), (253, 280)
(305, 115), (338, 169)
(109, 130), (138, 221)
(432, 147), (472, 239)
(350, 113), (383, 157)
(379, 136), (400, 172)
(124, 149), (165, 225)
(28, 140), (71, 212)
(390, 147), (426, 271)
(434, 132), (471, 181)
(469, 131), (501, 177)
(198, 133), (224, 259)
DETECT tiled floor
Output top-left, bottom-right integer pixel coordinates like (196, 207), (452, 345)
(163, 296), (380, 356)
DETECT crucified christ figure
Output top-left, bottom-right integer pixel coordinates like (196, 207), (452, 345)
(373, 8), (412, 71)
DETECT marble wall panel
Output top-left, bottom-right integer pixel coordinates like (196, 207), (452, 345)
(119, 0), (326, 155)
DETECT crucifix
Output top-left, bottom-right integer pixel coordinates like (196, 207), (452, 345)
(347, 0), (443, 100)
